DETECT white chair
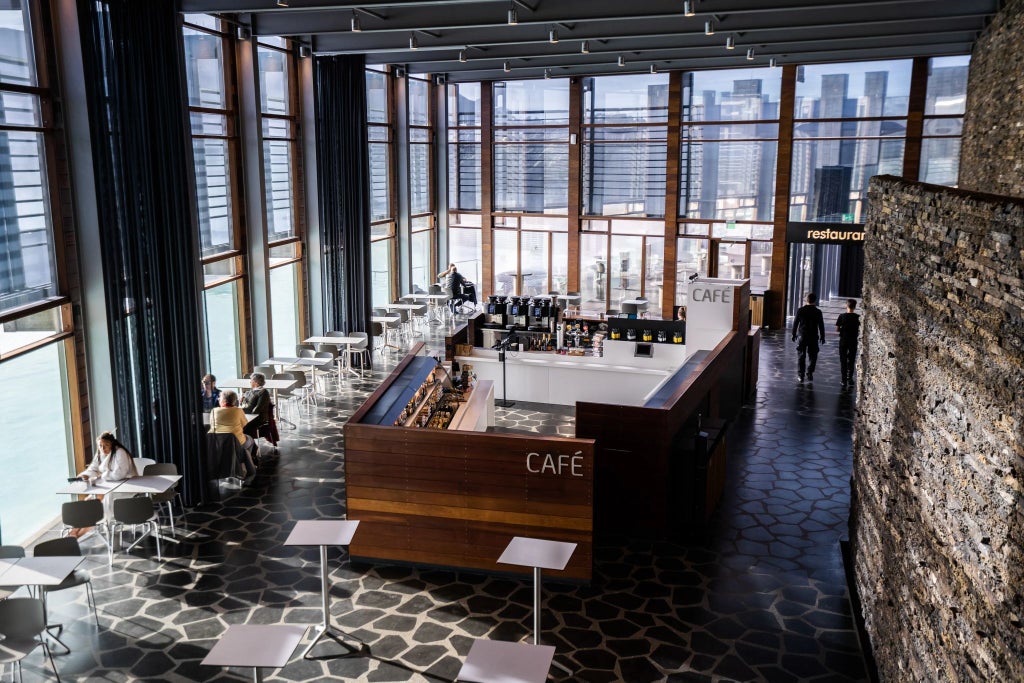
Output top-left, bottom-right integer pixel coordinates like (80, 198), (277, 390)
(133, 457), (156, 473)
(344, 331), (371, 373)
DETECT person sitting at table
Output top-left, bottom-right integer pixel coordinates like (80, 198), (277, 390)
(209, 390), (257, 483)
(80, 431), (138, 483)
(201, 373), (221, 412)
(70, 431), (139, 537)
(241, 372), (271, 440)
(437, 263), (467, 315)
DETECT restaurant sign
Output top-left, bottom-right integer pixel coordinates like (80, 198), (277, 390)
(786, 221), (866, 245)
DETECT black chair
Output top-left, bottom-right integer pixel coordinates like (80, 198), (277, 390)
(111, 498), (161, 562)
(59, 500), (110, 559)
(0, 598), (61, 682)
(33, 537), (98, 641)
(204, 432), (247, 502)
(142, 463), (183, 536)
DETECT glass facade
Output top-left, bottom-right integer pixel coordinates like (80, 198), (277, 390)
(367, 68), (395, 307)
(920, 55), (970, 186)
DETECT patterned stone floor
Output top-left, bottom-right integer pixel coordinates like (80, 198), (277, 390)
(24, 328), (870, 682)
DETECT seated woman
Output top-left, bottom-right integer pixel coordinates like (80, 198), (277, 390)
(209, 390), (257, 483)
(80, 431), (138, 482)
(71, 432), (139, 537)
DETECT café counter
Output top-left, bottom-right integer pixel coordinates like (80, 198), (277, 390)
(344, 344), (595, 580)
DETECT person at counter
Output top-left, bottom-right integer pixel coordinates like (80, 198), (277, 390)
(201, 373), (221, 412)
(793, 292), (825, 383)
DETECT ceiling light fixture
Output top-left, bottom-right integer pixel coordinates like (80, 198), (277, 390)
(581, 40), (590, 54)
(277, 0), (288, 6)
(617, 55), (625, 67)
(508, 5), (518, 25)
(549, 28), (558, 44)
(650, 64), (658, 74)
(725, 35), (735, 49)
(350, 11), (361, 32)
(545, 68), (551, 79)
(684, 1), (695, 17)
(503, 61), (511, 73)
(769, 57), (778, 68)
(704, 20), (714, 36)
(409, 33), (418, 50)
(459, 50), (467, 63)
(746, 47), (755, 60)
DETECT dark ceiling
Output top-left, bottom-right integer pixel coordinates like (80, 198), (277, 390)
(180, 0), (1000, 81)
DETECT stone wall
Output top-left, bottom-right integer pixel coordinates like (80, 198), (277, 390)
(852, 175), (1024, 681)
(959, 0), (1024, 196)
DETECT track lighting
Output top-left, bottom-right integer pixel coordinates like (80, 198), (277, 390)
(409, 33), (418, 50)
(725, 35), (735, 49)
(617, 55), (625, 67)
(704, 20), (714, 36)
(769, 57), (778, 68)
(503, 61), (511, 73)
(746, 47), (755, 60)
(650, 64), (658, 74)
(236, 25), (251, 40)
(299, 45), (311, 58)
(581, 40), (590, 54)
(350, 11), (361, 32)
(277, 0), (288, 6)
(544, 68), (551, 79)
(459, 50), (467, 63)
(508, 6), (518, 25)
(549, 28), (558, 44)
(684, 1), (695, 17)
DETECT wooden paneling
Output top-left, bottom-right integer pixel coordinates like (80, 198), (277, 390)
(662, 71), (683, 320)
(769, 65), (798, 329)
(480, 82), (494, 298)
(577, 330), (747, 533)
(902, 57), (930, 181)
(345, 402), (595, 580)
(567, 77), (582, 293)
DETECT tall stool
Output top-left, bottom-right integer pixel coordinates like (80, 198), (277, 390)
(497, 536), (577, 676)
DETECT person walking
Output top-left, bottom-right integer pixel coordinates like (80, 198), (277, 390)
(792, 292), (825, 383)
(836, 299), (861, 389)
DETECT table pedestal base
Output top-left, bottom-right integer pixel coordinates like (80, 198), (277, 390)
(301, 624), (366, 660)
(529, 567), (573, 677)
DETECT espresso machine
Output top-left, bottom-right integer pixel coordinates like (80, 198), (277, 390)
(484, 295), (507, 328)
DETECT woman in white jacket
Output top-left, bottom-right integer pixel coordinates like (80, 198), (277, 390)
(80, 431), (139, 482)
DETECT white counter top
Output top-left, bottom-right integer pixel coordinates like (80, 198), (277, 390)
(457, 344), (691, 407)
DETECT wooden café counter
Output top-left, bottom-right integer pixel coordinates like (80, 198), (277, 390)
(344, 279), (757, 582)
(344, 352), (595, 580)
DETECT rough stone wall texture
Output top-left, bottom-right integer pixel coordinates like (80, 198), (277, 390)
(959, 0), (1024, 196)
(852, 175), (1024, 681)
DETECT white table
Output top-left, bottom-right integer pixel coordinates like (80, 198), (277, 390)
(263, 357), (333, 402)
(0, 556), (86, 654)
(55, 477), (123, 497)
(202, 623), (308, 683)
(305, 335), (366, 378)
(115, 474), (181, 495)
(217, 377), (299, 428)
(284, 519), (362, 659)
(370, 315), (402, 352)
(457, 639), (555, 683)
(202, 411), (256, 427)
(385, 303), (427, 336)
(498, 536), (577, 676)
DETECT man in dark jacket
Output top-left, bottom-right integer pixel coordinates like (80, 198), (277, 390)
(792, 292), (825, 383)
(836, 299), (861, 389)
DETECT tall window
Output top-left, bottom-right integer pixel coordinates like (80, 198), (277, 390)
(446, 83), (482, 287)
(0, 1), (77, 543)
(582, 74), (668, 217)
(681, 67), (780, 222)
(367, 67), (395, 307)
(790, 60), (912, 223)
(493, 79), (570, 213)
(920, 55), (970, 187)
(408, 76), (434, 292)
(258, 37), (303, 355)
(183, 14), (244, 378)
